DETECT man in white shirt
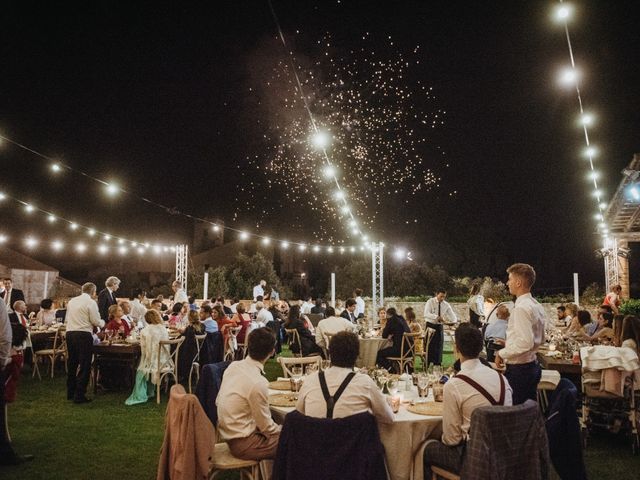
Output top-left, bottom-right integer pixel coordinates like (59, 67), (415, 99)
(297, 331), (394, 423)
(495, 263), (546, 405)
(484, 305), (509, 362)
(424, 323), (513, 474)
(354, 288), (365, 318)
(172, 280), (189, 305)
(315, 306), (356, 349)
(300, 296), (314, 315)
(66, 283), (105, 404)
(252, 280), (266, 302)
(424, 290), (458, 366)
(129, 288), (147, 326)
(217, 328), (281, 460)
(255, 301), (273, 329)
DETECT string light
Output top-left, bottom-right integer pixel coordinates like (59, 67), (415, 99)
(239, 231), (249, 241)
(51, 163), (62, 173)
(323, 165), (336, 178)
(98, 244), (109, 255)
(559, 67), (578, 86)
(262, 237), (271, 245)
(553, 4), (573, 22)
(75, 242), (87, 253)
(51, 240), (64, 251)
(70, 223), (78, 230)
(0, 193), (5, 201)
(0, 234), (8, 244)
(281, 241), (290, 249)
(24, 204), (34, 213)
(25, 237), (38, 249)
(47, 214), (56, 223)
(105, 183), (120, 196)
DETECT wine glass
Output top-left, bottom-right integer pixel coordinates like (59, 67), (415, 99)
(291, 366), (303, 379)
(387, 380), (399, 396)
(417, 373), (429, 402)
(377, 372), (389, 392)
(433, 365), (443, 381)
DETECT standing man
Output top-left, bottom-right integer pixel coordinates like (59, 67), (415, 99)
(66, 283), (104, 403)
(340, 298), (358, 324)
(424, 289), (458, 366)
(495, 263), (546, 405)
(98, 276), (120, 321)
(1, 278), (25, 313)
(171, 280), (188, 305)
(253, 279), (266, 302)
(216, 328), (281, 460)
(354, 288), (365, 318)
(129, 289), (147, 325)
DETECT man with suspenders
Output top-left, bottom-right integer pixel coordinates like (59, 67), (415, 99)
(296, 331), (393, 423)
(424, 323), (513, 475)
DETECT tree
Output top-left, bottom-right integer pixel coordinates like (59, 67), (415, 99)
(330, 259), (371, 299)
(208, 266), (229, 299)
(225, 252), (281, 299)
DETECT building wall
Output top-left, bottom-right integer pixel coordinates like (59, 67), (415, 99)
(7, 268), (59, 307)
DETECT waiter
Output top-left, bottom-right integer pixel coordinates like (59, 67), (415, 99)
(423, 289), (457, 366)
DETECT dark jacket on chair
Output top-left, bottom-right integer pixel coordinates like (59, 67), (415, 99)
(199, 331), (224, 366)
(195, 361), (230, 426)
(546, 379), (587, 480)
(272, 410), (387, 480)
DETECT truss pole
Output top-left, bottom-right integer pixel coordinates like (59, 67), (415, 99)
(175, 244), (189, 292)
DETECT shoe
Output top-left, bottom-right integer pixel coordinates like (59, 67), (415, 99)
(73, 397), (92, 404)
(0, 454), (35, 466)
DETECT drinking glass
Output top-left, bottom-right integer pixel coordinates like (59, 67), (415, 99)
(291, 366), (303, 379)
(306, 363), (318, 375)
(387, 380), (399, 396)
(377, 373), (389, 392)
(417, 373), (429, 402)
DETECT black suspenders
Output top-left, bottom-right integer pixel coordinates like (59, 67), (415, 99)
(318, 371), (356, 418)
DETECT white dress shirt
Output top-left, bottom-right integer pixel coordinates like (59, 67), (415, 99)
(355, 296), (365, 318)
(423, 297), (457, 324)
(315, 316), (357, 348)
(252, 285), (264, 301)
(300, 301), (313, 315)
(130, 299), (147, 324)
(442, 359), (513, 446)
(498, 293), (546, 364)
(217, 357), (281, 440)
(256, 308), (274, 326)
(173, 288), (189, 304)
(65, 293), (105, 333)
(296, 367), (394, 424)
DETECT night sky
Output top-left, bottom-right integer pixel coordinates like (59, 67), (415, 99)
(1, 1), (639, 291)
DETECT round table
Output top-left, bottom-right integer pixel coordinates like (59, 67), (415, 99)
(356, 337), (391, 368)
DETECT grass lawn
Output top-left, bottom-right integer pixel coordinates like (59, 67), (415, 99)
(3, 347), (639, 479)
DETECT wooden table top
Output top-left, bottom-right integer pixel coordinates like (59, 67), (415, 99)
(537, 350), (581, 375)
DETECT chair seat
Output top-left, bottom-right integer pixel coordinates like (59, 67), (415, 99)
(34, 349), (60, 356)
(431, 465), (460, 480)
(211, 442), (259, 469)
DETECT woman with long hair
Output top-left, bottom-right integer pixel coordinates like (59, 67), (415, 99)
(376, 307), (411, 371)
(178, 310), (204, 384)
(466, 284), (485, 328)
(285, 304), (323, 357)
(621, 315), (640, 354)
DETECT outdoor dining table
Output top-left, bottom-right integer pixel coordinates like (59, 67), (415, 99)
(536, 348), (581, 376)
(356, 337), (391, 368)
(92, 342), (142, 392)
(268, 382), (443, 480)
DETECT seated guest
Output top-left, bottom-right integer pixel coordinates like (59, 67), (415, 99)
(585, 305), (612, 336)
(178, 310), (204, 384)
(301, 296), (314, 315)
(104, 304), (132, 338)
(150, 299), (168, 322)
(254, 301), (273, 331)
(375, 307), (410, 371)
(376, 307), (387, 329)
(232, 303), (252, 345)
(230, 298), (240, 314)
(216, 296), (233, 316)
(310, 299), (326, 317)
(129, 288), (147, 326)
(424, 323), (513, 475)
(620, 315), (640, 353)
(125, 309), (170, 405)
(35, 299), (57, 326)
(405, 307), (423, 354)
(285, 305), (324, 357)
(216, 328), (281, 460)
(9, 301), (29, 328)
(199, 305), (219, 333)
(340, 298), (358, 324)
(119, 300), (135, 329)
(566, 310), (593, 339)
(167, 303), (183, 328)
(613, 314), (625, 346)
(315, 306), (356, 349)
(297, 331), (393, 422)
(214, 304), (236, 349)
(582, 311), (614, 343)
(483, 304), (509, 362)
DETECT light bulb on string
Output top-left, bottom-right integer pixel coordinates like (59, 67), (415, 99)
(334, 190), (345, 200)
(25, 237), (38, 249)
(350, 246), (355, 253)
(76, 242), (87, 253)
(47, 214), (56, 223)
(103, 234), (111, 241)
(0, 234), (7, 244)
(70, 223), (78, 230)
(118, 238), (125, 245)
(584, 146), (598, 158)
(310, 130), (331, 149)
(580, 113), (594, 126)
(24, 204), (34, 213)
(137, 246), (145, 254)
(589, 171), (599, 180)
(340, 205), (350, 215)
(0, 192), (5, 201)
(394, 248), (407, 260)
(87, 228), (96, 236)
(298, 244), (306, 251)
(327, 246), (334, 253)
(98, 244), (109, 255)
(281, 241), (290, 249)
(212, 224), (220, 232)
(339, 246), (345, 254)
(118, 246), (128, 255)
(262, 237), (271, 246)
(313, 245), (320, 253)
(239, 231), (249, 241)
(51, 240), (64, 251)
(105, 183), (120, 196)
(323, 165), (336, 178)
(559, 67), (579, 87)
(553, 4), (573, 23)
(599, 202), (607, 209)
(51, 163), (62, 173)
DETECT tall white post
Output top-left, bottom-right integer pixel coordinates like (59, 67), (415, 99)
(175, 244), (189, 292)
(573, 273), (580, 306)
(331, 273), (336, 308)
(203, 271), (209, 301)
(43, 271), (49, 300)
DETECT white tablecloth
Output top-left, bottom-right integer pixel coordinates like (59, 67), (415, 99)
(269, 386), (442, 480)
(357, 337), (391, 368)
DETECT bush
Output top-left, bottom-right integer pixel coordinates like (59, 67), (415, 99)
(581, 282), (605, 306)
(620, 299), (640, 316)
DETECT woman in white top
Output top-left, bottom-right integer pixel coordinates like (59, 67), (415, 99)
(466, 284), (485, 328)
(125, 309), (170, 405)
(620, 315), (640, 354)
(35, 299), (57, 327)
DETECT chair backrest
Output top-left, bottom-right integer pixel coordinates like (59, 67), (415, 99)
(278, 355), (322, 378)
(194, 333), (207, 361)
(460, 400), (549, 480)
(399, 332), (421, 358)
(285, 328), (302, 353)
(158, 337), (185, 373)
(306, 313), (324, 327)
(422, 327), (436, 359)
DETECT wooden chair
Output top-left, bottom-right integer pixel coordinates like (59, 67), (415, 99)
(209, 424), (266, 480)
(188, 333), (208, 394)
(387, 332), (421, 373)
(33, 327), (67, 378)
(277, 355), (322, 378)
(26, 330), (41, 380)
(223, 326), (243, 362)
(323, 332), (336, 360)
(156, 337), (185, 404)
(285, 328), (303, 358)
(431, 465), (460, 480)
(418, 327), (437, 371)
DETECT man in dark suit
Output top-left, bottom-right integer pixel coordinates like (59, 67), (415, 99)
(340, 298), (358, 324)
(1, 278), (25, 312)
(97, 276), (120, 321)
(310, 298), (326, 317)
(8, 300), (29, 327)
